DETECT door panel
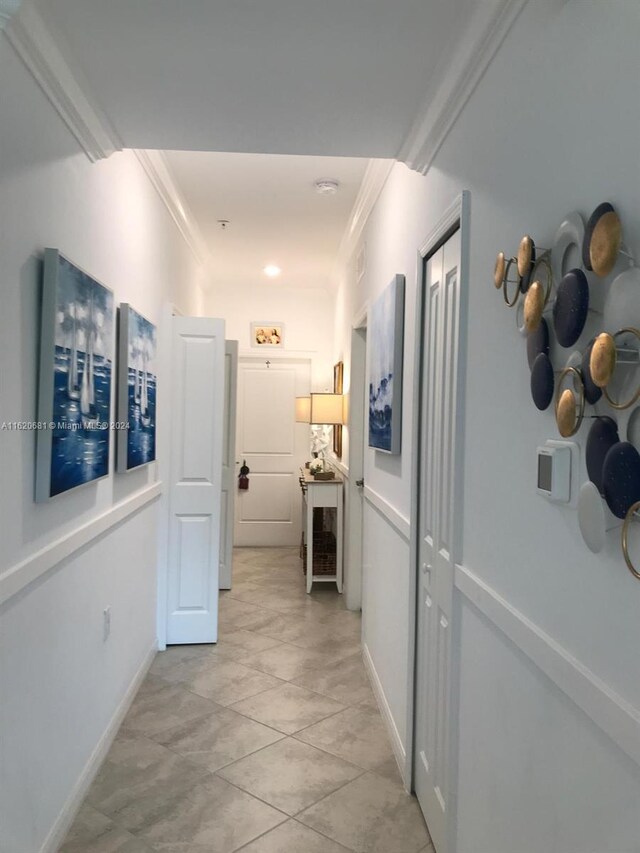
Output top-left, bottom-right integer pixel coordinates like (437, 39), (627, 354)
(167, 317), (225, 645)
(415, 228), (461, 853)
(234, 359), (310, 547)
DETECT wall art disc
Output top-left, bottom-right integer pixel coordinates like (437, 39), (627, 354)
(531, 352), (554, 410)
(583, 202), (622, 277)
(603, 267), (640, 334)
(527, 317), (550, 370)
(581, 338), (603, 404)
(553, 269), (589, 348)
(551, 212), (585, 285)
(578, 481), (607, 554)
(586, 416), (619, 495)
(602, 441), (640, 519)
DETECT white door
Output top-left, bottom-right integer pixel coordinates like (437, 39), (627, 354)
(234, 358), (310, 547)
(414, 228), (462, 852)
(167, 316), (225, 644)
(220, 340), (238, 589)
(345, 323), (367, 611)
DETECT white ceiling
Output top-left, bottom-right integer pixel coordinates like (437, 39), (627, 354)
(164, 151), (372, 289)
(34, 0), (470, 158)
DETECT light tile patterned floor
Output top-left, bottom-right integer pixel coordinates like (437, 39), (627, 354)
(60, 547), (433, 853)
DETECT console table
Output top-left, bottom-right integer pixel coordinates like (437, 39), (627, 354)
(299, 468), (343, 593)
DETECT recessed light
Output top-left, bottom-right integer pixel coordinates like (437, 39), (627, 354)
(263, 265), (282, 278)
(314, 179), (339, 195)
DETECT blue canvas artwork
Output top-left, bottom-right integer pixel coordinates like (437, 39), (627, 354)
(36, 251), (114, 501)
(117, 305), (157, 472)
(368, 274), (405, 454)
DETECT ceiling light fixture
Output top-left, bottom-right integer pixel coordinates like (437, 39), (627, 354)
(314, 179), (340, 195)
(263, 265), (282, 278)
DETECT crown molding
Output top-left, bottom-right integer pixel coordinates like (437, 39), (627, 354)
(133, 149), (211, 271)
(398, 0), (529, 175)
(335, 158), (394, 273)
(0, 0), (21, 30)
(4, 1), (121, 160)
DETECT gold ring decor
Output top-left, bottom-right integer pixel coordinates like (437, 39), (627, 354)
(621, 500), (640, 580)
(529, 255), (553, 302)
(598, 328), (640, 410)
(524, 280), (545, 331)
(502, 257), (520, 307)
(494, 252), (506, 288)
(554, 367), (585, 437)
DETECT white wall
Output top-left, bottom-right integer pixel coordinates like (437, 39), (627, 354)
(0, 36), (206, 853)
(335, 1), (640, 850)
(205, 280), (335, 391)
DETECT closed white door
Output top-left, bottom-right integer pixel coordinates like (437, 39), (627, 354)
(219, 340), (238, 589)
(234, 358), (310, 547)
(167, 316), (225, 645)
(414, 228), (462, 852)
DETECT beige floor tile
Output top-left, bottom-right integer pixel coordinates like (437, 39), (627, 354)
(136, 774), (286, 853)
(85, 733), (210, 832)
(219, 628), (284, 654)
(237, 642), (332, 681)
(121, 676), (219, 736)
(217, 737), (362, 816)
(151, 706), (285, 772)
(297, 772), (430, 853)
(234, 818), (353, 852)
(59, 804), (155, 853)
(295, 704), (395, 771)
(230, 682), (346, 734)
(292, 653), (373, 704)
(180, 658), (285, 706)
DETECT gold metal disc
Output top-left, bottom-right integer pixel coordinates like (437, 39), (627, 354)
(524, 280), (544, 332)
(518, 235), (534, 277)
(590, 210), (622, 277)
(557, 388), (577, 437)
(494, 252), (506, 288)
(590, 332), (616, 388)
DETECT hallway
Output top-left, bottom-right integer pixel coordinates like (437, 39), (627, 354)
(60, 548), (432, 853)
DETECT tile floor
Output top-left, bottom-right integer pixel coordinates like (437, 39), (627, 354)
(60, 547), (433, 853)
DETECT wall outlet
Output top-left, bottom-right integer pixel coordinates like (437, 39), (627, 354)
(103, 606), (111, 641)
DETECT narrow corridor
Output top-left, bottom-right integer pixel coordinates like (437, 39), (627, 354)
(60, 548), (431, 852)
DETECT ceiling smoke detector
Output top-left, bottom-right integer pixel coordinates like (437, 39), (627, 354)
(314, 179), (339, 196)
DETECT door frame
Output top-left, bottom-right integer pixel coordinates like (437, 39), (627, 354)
(406, 191), (470, 850)
(344, 304), (368, 611)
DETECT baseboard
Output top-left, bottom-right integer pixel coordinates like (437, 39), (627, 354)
(362, 643), (407, 786)
(39, 640), (158, 853)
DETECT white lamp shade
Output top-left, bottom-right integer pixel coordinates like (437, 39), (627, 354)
(310, 393), (344, 425)
(295, 396), (311, 423)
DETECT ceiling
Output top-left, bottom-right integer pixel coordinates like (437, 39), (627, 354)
(34, 0), (470, 158)
(163, 151), (372, 289)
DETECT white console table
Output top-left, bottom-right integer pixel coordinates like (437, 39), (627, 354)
(300, 468), (343, 594)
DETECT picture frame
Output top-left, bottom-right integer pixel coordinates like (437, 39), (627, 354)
(250, 322), (284, 348)
(35, 249), (114, 501)
(368, 274), (405, 454)
(117, 304), (157, 472)
(333, 360), (344, 458)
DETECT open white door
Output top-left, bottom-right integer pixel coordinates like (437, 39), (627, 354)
(167, 316), (225, 645)
(220, 340), (238, 589)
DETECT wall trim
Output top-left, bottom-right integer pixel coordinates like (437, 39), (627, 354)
(363, 485), (410, 542)
(0, 0), (21, 30)
(133, 149), (210, 269)
(363, 643), (406, 785)
(0, 482), (162, 607)
(335, 159), (394, 270)
(399, 0), (529, 174)
(40, 641), (157, 853)
(5, 2), (121, 161)
(455, 563), (640, 770)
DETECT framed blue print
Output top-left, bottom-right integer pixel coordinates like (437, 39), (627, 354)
(368, 274), (405, 454)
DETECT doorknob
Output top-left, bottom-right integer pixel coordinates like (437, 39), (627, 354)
(355, 478), (365, 488)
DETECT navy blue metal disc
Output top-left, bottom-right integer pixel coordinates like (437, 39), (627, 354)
(527, 317), (550, 370)
(583, 202), (615, 270)
(602, 441), (640, 519)
(586, 417), (619, 496)
(581, 338), (603, 404)
(553, 269), (589, 348)
(531, 352), (554, 410)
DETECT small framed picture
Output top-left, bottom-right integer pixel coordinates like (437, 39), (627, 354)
(250, 322), (284, 348)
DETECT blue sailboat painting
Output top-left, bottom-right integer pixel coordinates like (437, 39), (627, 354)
(368, 274), (405, 454)
(117, 304), (157, 472)
(35, 250), (114, 501)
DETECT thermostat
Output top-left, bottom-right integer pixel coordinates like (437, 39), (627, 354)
(536, 441), (572, 503)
